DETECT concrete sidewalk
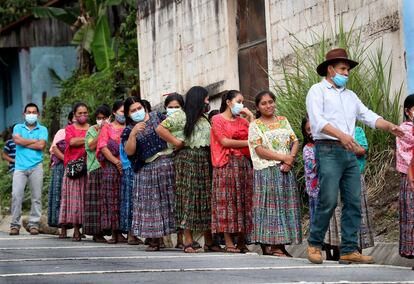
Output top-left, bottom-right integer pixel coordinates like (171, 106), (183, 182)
(0, 214), (412, 268)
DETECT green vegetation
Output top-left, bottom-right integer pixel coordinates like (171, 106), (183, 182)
(0, 0), (48, 29)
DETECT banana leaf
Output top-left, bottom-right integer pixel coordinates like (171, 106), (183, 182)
(91, 16), (114, 70)
(31, 6), (78, 25)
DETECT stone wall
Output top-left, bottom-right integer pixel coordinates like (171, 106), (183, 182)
(137, 0), (238, 107)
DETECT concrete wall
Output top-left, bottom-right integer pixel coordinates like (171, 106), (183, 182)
(137, 0), (239, 107)
(403, 0), (414, 95)
(266, 0), (406, 96)
(137, 0), (410, 106)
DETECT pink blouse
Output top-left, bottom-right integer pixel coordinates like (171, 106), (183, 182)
(210, 114), (250, 167)
(96, 123), (125, 166)
(49, 129), (66, 154)
(396, 121), (414, 174)
(64, 124), (87, 167)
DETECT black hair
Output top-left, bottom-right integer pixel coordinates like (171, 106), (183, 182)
(255, 90), (276, 118)
(67, 111), (74, 122)
(164, 93), (184, 108)
(219, 90), (241, 113)
(183, 86), (209, 138)
(94, 104), (111, 118)
(112, 100), (124, 113)
(208, 109), (220, 121)
(124, 96), (143, 126)
(72, 102), (88, 114)
(3, 124), (16, 141)
(24, 103), (39, 113)
(403, 94), (414, 121)
(301, 115), (313, 149)
(141, 100), (152, 113)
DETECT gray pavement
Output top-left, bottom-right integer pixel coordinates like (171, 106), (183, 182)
(0, 232), (413, 284)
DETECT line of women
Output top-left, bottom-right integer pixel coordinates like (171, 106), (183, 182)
(46, 87), (412, 258)
(46, 87), (302, 255)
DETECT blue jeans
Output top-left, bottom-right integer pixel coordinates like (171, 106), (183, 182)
(308, 142), (361, 255)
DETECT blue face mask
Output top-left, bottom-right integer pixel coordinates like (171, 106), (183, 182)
(332, 72), (348, 88)
(166, 107), (180, 116)
(115, 113), (125, 124)
(25, 114), (38, 125)
(130, 109), (146, 122)
(231, 102), (244, 116)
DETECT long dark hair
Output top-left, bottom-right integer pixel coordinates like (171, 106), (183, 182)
(124, 96), (142, 126)
(72, 102), (88, 114)
(183, 86), (209, 138)
(301, 115), (313, 149)
(112, 100), (124, 113)
(403, 94), (414, 121)
(164, 93), (184, 108)
(255, 90), (276, 118)
(219, 90), (241, 113)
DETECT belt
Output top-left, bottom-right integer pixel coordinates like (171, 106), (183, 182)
(315, 139), (342, 146)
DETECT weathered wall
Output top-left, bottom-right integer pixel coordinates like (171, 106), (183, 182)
(266, 0), (406, 96)
(137, 0), (409, 106)
(137, 0), (238, 107)
(402, 0), (414, 94)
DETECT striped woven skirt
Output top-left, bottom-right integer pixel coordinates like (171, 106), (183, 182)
(59, 171), (87, 225)
(359, 174), (375, 249)
(323, 174), (375, 249)
(47, 163), (65, 227)
(399, 174), (414, 258)
(120, 167), (133, 233)
(100, 162), (121, 232)
(132, 155), (175, 238)
(83, 168), (102, 235)
(250, 165), (302, 245)
(175, 147), (212, 232)
(211, 155), (253, 234)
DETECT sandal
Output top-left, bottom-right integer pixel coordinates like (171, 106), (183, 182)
(271, 248), (289, 257)
(106, 238), (117, 244)
(204, 244), (223, 252)
(183, 243), (201, 253)
(225, 246), (241, 253)
(261, 245), (274, 256)
(238, 246), (250, 254)
(146, 245), (160, 251)
(72, 235), (81, 242)
(191, 241), (202, 249)
(127, 237), (143, 245)
(93, 236), (107, 243)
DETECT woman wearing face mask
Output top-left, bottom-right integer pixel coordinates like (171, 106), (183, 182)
(59, 102), (90, 241)
(163, 93), (185, 248)
(156, 86), (221, 253)
(96, 100), (126, 244)
(248, 91), (301, 257)
(396, 94), (414, 259)
(83, 104), (111, 243)
(123, 96), (175, 251)
(48, 111), (74, 238)
(210, 90), (254, 253)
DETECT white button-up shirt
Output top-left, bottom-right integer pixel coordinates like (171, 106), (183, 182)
(306, 79), (381, 140)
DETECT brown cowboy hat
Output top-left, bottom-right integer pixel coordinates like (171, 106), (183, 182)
(316, 48), (359, 76)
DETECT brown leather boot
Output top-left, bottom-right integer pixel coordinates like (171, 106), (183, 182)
(339, 251), (375, 264)
(307, 246), (323, 264)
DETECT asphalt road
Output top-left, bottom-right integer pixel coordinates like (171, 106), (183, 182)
(0, 232), (413, 284)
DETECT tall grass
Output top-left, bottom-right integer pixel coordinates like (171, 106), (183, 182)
(273, 20), (403, 199)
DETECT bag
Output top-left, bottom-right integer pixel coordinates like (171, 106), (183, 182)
(66, 157), (87, 178)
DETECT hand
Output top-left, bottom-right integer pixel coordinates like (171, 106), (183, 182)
(339, 134), (359, 152)
(389, 124), (404, 138)
(280, 163), (292, 173)
(174, 139), (184, 150)
(240, 108), (254, 121)
(283, 154), (294, 166)
(132, 122), (146, 135)
(115, 160), (123, 174)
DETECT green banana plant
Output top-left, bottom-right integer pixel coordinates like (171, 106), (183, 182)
(32, 0), (133, 71)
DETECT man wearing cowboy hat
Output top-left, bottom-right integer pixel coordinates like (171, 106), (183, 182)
(306, 48), (404, 264)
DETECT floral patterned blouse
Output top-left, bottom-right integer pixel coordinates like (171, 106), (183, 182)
(161, 109), (210, 148)
(303, 143), (319, 198)
(248, 116), (298, 170)
(396, 121), (414, 174)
